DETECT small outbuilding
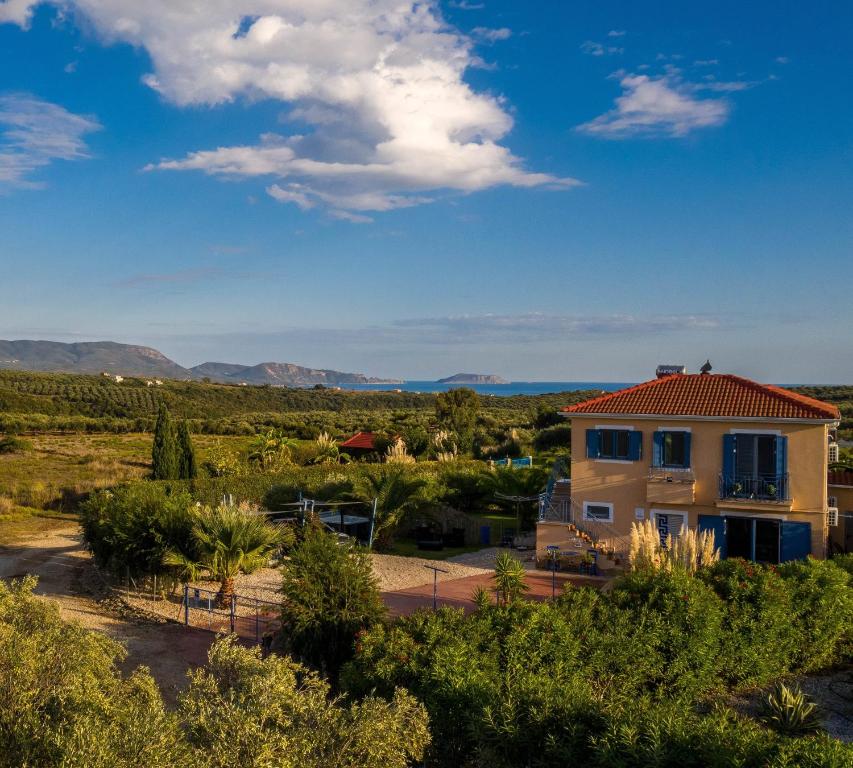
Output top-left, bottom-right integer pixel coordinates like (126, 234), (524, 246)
(338, 431), (378, 459)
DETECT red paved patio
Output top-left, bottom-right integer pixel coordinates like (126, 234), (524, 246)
(382, 570), (606, 617)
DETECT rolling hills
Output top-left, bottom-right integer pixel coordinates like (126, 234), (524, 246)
(0, 340), (397, 386)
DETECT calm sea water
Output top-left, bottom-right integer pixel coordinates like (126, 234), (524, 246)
(345, 381), (632, 396)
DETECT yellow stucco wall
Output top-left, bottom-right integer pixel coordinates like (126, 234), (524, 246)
(567, 415), (831, 558)
(828, 484), (853, 553)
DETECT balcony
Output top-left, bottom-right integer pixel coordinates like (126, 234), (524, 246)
(646, 467), (695, 505)
(718, 473), (790, 505)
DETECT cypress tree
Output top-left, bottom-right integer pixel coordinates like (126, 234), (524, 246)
(152, 405), (179, 480)
(177, 420), (198, 480)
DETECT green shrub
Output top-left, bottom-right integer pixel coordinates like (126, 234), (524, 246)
(279, 529), (386, 685)
(0, 577), (183, 767)
(435, 468), (492, 513)
(344, 588), (853, 768)
(0, 578), (429, 768)
(608, 569), (726, 700)
(533, 424), (571, 452)
(830, 552), (853, 577)
(777, 558), (853, 671)
(80, 484), (197, 577)
(700, 559), (797, 686)
(0, 435), (31, 454)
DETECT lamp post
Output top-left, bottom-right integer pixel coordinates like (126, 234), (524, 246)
(546, 545), (559, 598)
(423, 564), (450, 610)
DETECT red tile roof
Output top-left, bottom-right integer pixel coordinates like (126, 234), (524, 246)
(828, 469), (853, 487)
(339, 431), (377, 450)
(562, 374), (840, 421)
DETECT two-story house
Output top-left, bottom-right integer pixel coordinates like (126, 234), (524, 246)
(537, 368), (840, 563)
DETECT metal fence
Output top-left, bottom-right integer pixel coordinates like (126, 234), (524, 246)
(182, 585), (281, 644)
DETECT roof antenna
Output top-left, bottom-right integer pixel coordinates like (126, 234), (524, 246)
(700, 359), (713, 375)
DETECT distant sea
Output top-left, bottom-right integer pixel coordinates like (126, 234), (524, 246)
(345, 381), (633, 397)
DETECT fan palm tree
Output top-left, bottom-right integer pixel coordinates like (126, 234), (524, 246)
(349, 469), (426, 549)
(485, 466), (548, 532)
(166, 504), (281, 605)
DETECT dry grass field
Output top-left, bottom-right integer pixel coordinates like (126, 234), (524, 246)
(0, 433), (253, 513)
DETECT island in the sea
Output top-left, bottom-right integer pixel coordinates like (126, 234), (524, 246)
(436, 373), (509, 384)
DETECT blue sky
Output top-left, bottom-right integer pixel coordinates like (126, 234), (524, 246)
(0, 1), (851, 382)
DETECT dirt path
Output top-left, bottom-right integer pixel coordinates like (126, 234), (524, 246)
(0, 521), (212, 703)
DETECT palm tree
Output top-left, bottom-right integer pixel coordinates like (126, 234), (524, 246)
(493, 551), (529, 606)
(349, 469), (426, 549)
(166, 504), (281, 605)
(248, 429), (297, 471)
(485, 466), (548, 532)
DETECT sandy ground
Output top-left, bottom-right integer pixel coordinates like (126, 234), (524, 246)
(135, 551), (493, 610)
(0, 521), (211, 703)
(448, 546), (537, 569)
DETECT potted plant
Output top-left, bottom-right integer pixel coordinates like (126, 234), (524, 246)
(766, 483), (778, 499)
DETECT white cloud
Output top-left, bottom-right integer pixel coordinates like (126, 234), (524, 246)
(775, 56), (789, 64)
(472, 26), (511, 42)
(0, 92), (100, 188)
(607, 29), (626, 38)
(580, 40), (623, 57)
(266, 183), (314, 210)
(577, 73), (730, 138)
(3, 1), (574, 214)
(0, 0), (38, 26)
(328, 209), (373, 224)
(389, 312), (722, 342)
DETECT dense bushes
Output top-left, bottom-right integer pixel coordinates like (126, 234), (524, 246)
(532, 423), (572, 451)
(279, 528), (386, 685)
(0, 578), (429, 768)
(342, 559), (853, 767)
(699, 559), (797, 686)
(777, 558), (853, 670)
(81, 483), (197, 578)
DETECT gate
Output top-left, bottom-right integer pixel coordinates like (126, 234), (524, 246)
(182, 585), (281, 645)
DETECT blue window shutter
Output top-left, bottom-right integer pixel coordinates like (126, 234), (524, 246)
(775, 435), (788, 476)
(629, 431), (643, 461)
(723, 434), (736, 477)
(775, 435), (788, 500)
(698, 514), (726, 559)
(652, 432), (663, 467)
(780, 521), (811, 561)
(586, 429), (600, 459)
(683, 432), (692, 468)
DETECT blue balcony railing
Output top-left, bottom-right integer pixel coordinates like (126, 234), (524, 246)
(718, 473), (790, 502)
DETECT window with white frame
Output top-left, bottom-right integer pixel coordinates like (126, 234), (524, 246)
(583, 501), (614, 523)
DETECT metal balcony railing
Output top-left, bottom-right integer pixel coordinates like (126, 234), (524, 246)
(718, 473), (790, 502)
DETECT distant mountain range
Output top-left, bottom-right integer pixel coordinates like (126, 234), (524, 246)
(0, 340), (400, 386)
(437, 373), (509, 384)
